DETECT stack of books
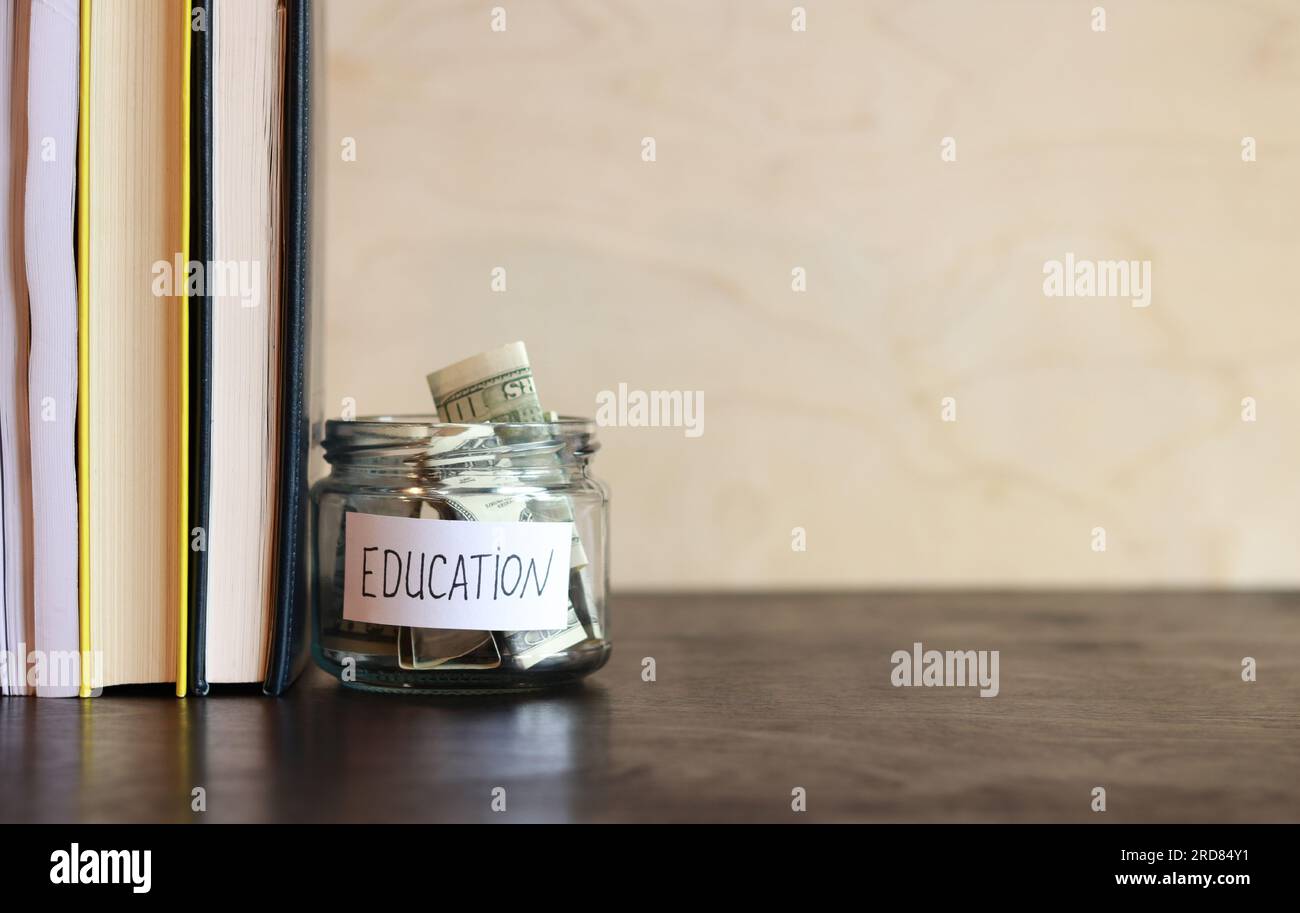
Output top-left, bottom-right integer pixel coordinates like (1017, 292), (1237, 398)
(0, 0), (315, 698)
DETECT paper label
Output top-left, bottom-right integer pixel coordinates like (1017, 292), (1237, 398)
(342, 511), (572, 630)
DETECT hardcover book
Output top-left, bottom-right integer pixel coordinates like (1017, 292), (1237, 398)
(0, 0), (316, 697)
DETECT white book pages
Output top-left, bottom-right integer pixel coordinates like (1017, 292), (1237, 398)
(25, 0), (80, 697)
(205, 0), (283, 682)
(0, 0), (34, 695)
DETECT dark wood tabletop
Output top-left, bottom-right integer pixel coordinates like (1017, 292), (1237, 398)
(1, 592), (1297, 823)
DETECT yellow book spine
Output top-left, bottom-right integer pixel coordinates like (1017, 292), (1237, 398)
(176, 0), (191, 698)
(76, 0), (91, 698)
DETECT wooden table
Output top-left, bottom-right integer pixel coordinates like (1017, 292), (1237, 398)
(2, 592), (1297, 823)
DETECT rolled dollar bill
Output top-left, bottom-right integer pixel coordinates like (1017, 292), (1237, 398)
(427, 340), (546, 424)
(497, 608), (590, 671)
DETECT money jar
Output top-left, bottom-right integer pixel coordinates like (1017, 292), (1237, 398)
(309, 415), (610, 692)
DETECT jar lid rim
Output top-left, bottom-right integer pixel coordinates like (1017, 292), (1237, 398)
(328, 414), (595, 431)
(321, 415), (600, 463)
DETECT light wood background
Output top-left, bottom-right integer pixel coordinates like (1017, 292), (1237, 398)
(320, 1), (1300, 589)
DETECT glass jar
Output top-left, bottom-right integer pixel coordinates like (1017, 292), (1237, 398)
(310, 416), (610, 693)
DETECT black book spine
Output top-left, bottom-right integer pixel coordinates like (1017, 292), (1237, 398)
(264, 0), (313, 696)
(187, 0), (214, 696)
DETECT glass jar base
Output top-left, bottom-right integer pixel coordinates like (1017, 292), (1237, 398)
(313, 641), (611, 694)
